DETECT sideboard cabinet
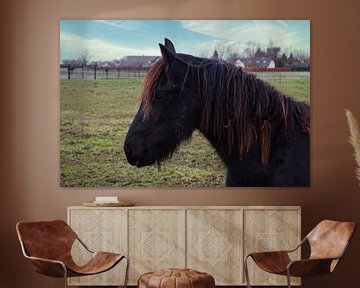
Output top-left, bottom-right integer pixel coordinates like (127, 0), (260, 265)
(67, 206), (301, 286)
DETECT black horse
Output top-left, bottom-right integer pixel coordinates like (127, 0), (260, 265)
(124, 39), (310, 187)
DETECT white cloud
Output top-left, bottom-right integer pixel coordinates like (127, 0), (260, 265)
(180, 20), (309, 53)
(60, 32), (159, 61)
(177, 39), (222, 57)
(95, 20), (138, 31)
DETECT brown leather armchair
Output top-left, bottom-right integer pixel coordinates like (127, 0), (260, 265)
(244, 220), (356, 288)
(16, 220), (129, 288)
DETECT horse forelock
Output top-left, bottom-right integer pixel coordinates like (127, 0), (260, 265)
(140, 58), (166, 116)
(140, 54), (197, 116)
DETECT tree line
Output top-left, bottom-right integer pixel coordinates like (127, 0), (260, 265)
(61, 39), (310, 71)
(209, 39), (310, 68)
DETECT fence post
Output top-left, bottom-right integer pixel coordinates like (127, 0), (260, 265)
(105, 68), (109, 79)
(67, 64), (71, 80)
(81, 64), (84, 80)
(117, 67), (120, 78)
(94, 64), (97, 80)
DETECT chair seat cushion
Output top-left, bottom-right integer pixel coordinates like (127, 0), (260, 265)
(67, 252), (124, 276)
(250, 251), (291, 274)
(138, 268), (215, 288)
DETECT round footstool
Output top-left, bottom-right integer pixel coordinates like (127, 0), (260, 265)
(138, 268), (215, 288)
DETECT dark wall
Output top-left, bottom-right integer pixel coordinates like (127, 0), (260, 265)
(1, 0), (360, 287)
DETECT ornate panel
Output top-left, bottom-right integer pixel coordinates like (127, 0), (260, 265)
(68, 206), (300, 286)
(244, 209), (301, 286)
(187, 209), (243, 285)
(68, 208), (127, 286)
(128, 209), (186, 284)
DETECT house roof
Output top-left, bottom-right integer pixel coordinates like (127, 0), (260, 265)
(119, 55), (159, 66)
(240, 57), (274, 68)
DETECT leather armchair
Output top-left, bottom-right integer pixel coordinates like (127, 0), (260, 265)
(16, 220), (129, 288)
(244, 220), (356, 288)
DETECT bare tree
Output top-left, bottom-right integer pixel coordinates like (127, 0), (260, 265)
(214, 42), (241, 62)
(243, 41), (257, 58)
(77, 50), (91, 79)
(268, 38), (274, 48)
(214, 43), (226, 60)
(293, 50), (310, 64)
(78, 49), (91, 67)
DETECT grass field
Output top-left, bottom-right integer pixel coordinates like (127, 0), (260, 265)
(60, 72), (310, 187)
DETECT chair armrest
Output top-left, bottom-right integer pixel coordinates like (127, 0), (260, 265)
(76, 236), (94, 253)
(245, 237), (307, 259)
(245, 237), (305, 258)
(285, 237), (307, 253)
(246, 251), (292, 274)
(26, 256), (66, 267)
(25, 255), (67, 278)
(287, 258), (335, 277)
(25, 255), (65, 266)
(19, 240), (67, 277)
(247, 250), (290, 258)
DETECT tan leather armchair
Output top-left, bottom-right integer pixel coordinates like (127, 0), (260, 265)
(244, 220), (356, 288)
(16, 220), (129, 288)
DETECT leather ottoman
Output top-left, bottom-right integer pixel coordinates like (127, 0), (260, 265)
(138, 268), (215, 288)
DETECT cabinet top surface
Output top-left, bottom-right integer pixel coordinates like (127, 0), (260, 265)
(68, 205), (301, 210)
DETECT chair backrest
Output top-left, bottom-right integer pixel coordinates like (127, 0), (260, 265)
(307, 220), (356, 261)
(16, 220), (77, 261)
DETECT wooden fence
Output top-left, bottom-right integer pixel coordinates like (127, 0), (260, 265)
(60, 66), (150, 80)
(60, 65), (309, 80)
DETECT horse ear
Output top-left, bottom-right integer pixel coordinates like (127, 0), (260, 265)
(159, 43), (176, 64)
(159, 43), (187, 80)
(164, 38), (176, 54)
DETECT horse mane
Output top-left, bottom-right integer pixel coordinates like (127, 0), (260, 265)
(140, 55), (310, 165)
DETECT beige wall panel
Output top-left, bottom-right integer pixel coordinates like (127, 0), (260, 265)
(128, 209), (186, 284)
(244, 208), (301, 286)
(68, 208), (128, 286)
(186, 209), (243, 285)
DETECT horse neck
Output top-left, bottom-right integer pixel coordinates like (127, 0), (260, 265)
(195, 68), (300, 165)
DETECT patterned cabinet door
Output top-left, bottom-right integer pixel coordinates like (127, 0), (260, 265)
(128, 209), (186, 284)
(187, 209), (243, 285)
(68, 208), (128, 286)
(243, 208), (301, 286)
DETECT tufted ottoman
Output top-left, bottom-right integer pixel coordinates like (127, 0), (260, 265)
(138, 268), (215, 288)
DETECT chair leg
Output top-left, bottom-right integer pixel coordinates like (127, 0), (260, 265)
(286, 269), (291, 288)
(62, 264), (68, 288)
(244, 255), (252, 288)
(123, 255), (130, 288)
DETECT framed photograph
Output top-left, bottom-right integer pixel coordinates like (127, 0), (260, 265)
(60, 20), (310, 187)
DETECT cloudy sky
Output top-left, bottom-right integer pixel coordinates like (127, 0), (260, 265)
(60, 20), (310, 61)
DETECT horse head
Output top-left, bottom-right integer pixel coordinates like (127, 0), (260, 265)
(124, 39), (200, 167)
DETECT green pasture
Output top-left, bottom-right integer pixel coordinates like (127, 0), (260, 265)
(60, 72), (310, 187)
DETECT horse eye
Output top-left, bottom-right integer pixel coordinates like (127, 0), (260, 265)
(153, 83), (180, 101)
(171, 82), (183, 90)
(154, 92), (163, 100)
(173, 81), (183, 88)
